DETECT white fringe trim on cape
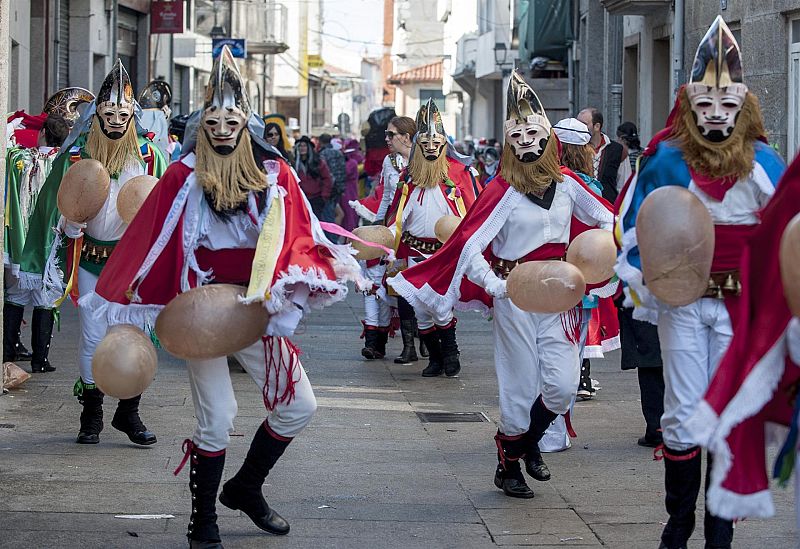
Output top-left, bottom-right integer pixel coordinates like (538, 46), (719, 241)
(348, 200), (377, 223)
(685, 330), (788, 520)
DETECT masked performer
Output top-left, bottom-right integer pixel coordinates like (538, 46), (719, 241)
(139, 80), (182, 163)
(614, 17), (786, 549)
(386, 99), (479, 377)
(81, 46), (362, 548)
(389, 73), (613, 497)
(4, 107), (75, 371)
(18, 60), (167, 445)
(677, 152), (800, 532)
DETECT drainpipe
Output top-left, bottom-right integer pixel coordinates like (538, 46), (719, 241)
(672, 0), (685, 101)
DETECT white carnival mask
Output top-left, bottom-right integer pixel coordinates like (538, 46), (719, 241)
(504, 113), (551, 162)
(685, 82), (747, 143)
(96, 101), (134, 140)
(202, 102), (247, 155)
(417, 132), (447, 161)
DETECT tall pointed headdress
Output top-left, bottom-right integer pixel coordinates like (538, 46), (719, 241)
(690, 16), (743, 88)
(43, 87), (95, 125)
(415, 98), (446, 141)
(139, 80), (172, 110)
(96, 59), (135, 106)
(204, 45), (250, 114)
(505, 71), (550, 132)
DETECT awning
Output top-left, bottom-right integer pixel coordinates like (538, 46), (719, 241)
(517, 0), (573, 66)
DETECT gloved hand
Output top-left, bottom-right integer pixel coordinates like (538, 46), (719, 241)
(484, 273), (508, 299)
(63, 220), (87, 239)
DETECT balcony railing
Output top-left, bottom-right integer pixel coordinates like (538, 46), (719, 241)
(600, 0), (671, 15)
(232, 0), (289, 55)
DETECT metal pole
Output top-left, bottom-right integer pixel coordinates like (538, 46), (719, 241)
(672, 0), (685, 101)
(0, 0), (10, 384)
(111, 0), (118, 61)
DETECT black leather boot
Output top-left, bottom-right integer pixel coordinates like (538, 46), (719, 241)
(361, 327), (385, 360)
(394, 319), (418, 364)
(30, 308), (56, 372)
(75, 380), (104, 444)
(660, 446), (702, 549)
(219, 424), (291, 535)
(703, 453), (733, 549)
(376, 329), (389, 358)
(186, 444), (226, 549)
(416, 319), (429, 358)
(112, 395), (157, 445)
(3, 302), (25, 363)
(419, 330), (444, 377)
(494, 431), (534, 498)
(522, 395), (558, 481)
(438, 321), (460, 376)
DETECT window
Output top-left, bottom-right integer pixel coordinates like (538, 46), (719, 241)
(789, 17), (800, 155)
(419, 89), (445, 106)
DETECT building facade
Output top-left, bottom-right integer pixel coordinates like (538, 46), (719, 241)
(598, 0), (800, 160)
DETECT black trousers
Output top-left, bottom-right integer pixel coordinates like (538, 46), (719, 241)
(638, 366), (665, 441)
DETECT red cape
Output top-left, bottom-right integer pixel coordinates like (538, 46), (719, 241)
(388, 167), (613, 317)
(92, 154), (351, 325)
(687, 154), (800, 520)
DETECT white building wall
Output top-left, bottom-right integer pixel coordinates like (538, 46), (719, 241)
(9, 0), (31, 112)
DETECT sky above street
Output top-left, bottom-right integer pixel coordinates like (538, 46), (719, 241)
(321, 0), (384, 72)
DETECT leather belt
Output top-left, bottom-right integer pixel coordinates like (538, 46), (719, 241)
(401, 232), (442, 255)
(492, 255), (565, 280)
(80, 240), (117, 265)
(703, 270), (741, 299)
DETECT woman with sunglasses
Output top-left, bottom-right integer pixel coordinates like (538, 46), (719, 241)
(263, 114), (294, 164)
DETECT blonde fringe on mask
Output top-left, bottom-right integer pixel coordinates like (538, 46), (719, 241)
(408, 142), (450, 189)
(670, 90), (765, 180)
(195, 129), (267, 211)
(499, 134), (563, 195)
(86, 118), (141, 177)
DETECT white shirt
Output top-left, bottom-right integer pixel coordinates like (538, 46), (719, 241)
(197, 206), (260, 250)
(85, 162), (146, 242)
(687, 168), (774, 225)
(402, 185), (452, 239)
(375, 153), (405, 221)
(466, 176), (614, 287)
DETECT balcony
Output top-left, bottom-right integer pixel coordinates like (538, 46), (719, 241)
(193, 0), (289, 54)
(232, 0), (289, 55)
(601, 0), (672, 15)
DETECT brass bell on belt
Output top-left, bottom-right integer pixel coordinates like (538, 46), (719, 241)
(723, 273), (737, 293)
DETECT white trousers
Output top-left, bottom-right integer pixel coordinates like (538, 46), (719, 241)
(407, 256), (454, 330)
(77, 268), (106, 384)
(186, 336), (317, 452)
(5, 273), (49, 307)
(363, 263), (391, 327)
(658, 298), (733, 451)
(540, 307), (591, 452)
(492, 297), (579, 436)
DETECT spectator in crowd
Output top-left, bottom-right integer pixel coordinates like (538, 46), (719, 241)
(341, 138), (363, 232)
(294, 135), (332, 219)
(263, 113), (294, 164)
(616, 121), (643, 174)
(577, 107), (632, 203)
(318, 133), (347, 224)
(476, 146), (499, 186)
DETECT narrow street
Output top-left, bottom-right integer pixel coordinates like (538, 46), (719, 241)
(1, 293), (794, 548)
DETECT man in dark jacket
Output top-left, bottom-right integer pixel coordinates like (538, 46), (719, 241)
(577, 108), (631, 203)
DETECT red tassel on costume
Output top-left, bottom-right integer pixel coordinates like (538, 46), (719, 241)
(560, 306), (582, 345)
(262, 336), (302, 411)
(564, 410), (577, 438)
